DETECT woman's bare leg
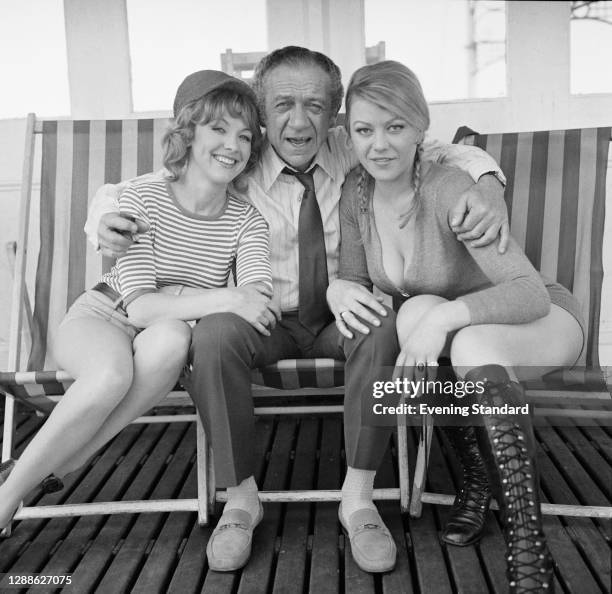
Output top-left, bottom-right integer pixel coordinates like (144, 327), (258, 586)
(0, 317), (133, 527)
(54, 319), (191, 477)
(451, 304), (583, 378)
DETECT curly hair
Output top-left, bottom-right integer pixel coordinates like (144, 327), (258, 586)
(162, 87), (262, 191)
(252, 45), (344, 125)
(345, 60), (430, 228)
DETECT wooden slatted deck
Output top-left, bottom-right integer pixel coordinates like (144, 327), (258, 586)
(1, 402), (610, 594)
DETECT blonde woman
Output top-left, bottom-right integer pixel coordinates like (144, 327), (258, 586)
(330, 60), (584, 592)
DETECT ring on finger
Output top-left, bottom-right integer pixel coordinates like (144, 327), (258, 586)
(338, 310), (349, 320)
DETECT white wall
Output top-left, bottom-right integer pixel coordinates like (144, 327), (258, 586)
(266, 0), (365, 93)
(64, 0), (132, 117)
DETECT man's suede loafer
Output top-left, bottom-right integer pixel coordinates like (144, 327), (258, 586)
(206, 503), (264, 572)
(339, 504), (397, 573)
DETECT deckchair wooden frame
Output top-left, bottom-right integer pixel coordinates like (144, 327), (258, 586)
(409, 126), (612, 520)
(0, 114), (410, 537)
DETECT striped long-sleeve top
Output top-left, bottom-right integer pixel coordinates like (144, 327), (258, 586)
(100, 179), (272, 306)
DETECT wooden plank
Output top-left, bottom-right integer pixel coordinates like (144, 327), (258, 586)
(378, 439), (414, 594)
(200, 568), (237, 594)
(408, 429), (453, 594)
(272, 417), (318, 593)
(539, 510), (603, 594)
(9, 423), (149, 584)
(535, 420), (608, 591)
(63, 422), (186, 593)
(426, 429), (490, 593)
(435, 427), (509, 594)
(535, 422), (610, 507)
(552, 421), (612, 500)
(309, 417), (342, 594)
(0, 411), (46, 452)
(0, 421), (146, 573)
(477, 516), (515, 594)
(95, 423), (194, 592)
(535, 439), (610, 591)
(436, 428), (508, 594)
(166, 418), (275, 594)
(235, 418), (296, 594)
(130, 466), (197, 594)
(578, 423), (612, 465)
(2, 405), (610, 592)
(165, 519), (210, 594)
(343, 544), (375, 593)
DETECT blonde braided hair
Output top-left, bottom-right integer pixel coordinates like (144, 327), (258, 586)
(356, 165), (373, 239)
(398, 141), (424, 228)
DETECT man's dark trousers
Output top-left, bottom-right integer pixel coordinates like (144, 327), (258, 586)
(187, 308), (399, 487)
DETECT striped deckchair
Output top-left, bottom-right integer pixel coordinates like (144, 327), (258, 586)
(0, 114), (408, 534)
(410, 126), (612, 520)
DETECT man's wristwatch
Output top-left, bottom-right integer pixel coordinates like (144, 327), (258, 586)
(479, 170), (506, 186)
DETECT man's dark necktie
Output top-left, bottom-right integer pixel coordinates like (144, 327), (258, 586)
(283, 167), (329, 334)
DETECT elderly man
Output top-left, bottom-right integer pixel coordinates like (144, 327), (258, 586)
(86, 46), (507, 573)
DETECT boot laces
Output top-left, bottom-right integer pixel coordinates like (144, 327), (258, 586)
(449, 429), (490, 521)
(484, 383), (552, 592)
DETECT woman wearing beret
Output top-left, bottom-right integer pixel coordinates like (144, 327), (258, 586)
(0, 72), (275, 550)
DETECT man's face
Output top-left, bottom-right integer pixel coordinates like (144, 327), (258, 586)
(263, 63), (335, 171)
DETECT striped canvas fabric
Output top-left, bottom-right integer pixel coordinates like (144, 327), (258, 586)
(29, 119), (168, 371)
(1, 117), (344, 412)
(0, 357), (346, 414)
(455, 127), (611, 369)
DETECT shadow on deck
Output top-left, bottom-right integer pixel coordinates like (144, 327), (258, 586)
(0, 403), (610, 594)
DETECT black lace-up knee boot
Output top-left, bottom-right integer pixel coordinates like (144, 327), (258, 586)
(432, 360), (491, 546)
(440, 424), (491, 546)
(466, 365), (554, 593)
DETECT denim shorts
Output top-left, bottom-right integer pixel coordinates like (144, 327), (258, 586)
(60, 289), (139, 341)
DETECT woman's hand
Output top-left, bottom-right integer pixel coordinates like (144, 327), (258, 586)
(227, 282), (280, 336)
(393, 320), (448, 385)
(327, 279), (388, 339)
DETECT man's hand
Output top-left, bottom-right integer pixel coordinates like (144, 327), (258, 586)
(98, 213), (149, 258)
(229, 282), (280, 336)
(326, 279), (387, 339)
(449, 174), (509, 254)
